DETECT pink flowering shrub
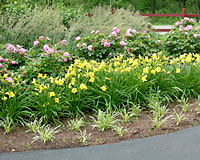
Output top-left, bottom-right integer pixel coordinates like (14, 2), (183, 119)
(75, 27), (159, 61)
(0, 43), (28, 73)
(21, 37), (72, 78)
(0, 37), (72, 79)
(163, 18), (200, 55)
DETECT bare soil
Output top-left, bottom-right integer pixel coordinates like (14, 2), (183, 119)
(1, 99), (200, 153)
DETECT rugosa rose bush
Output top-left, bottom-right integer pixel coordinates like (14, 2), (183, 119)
(75, 27), (160, 61)
(0, 37), (72, 79)
(163, 18), (200, 55)
(0, 43), (28, 74)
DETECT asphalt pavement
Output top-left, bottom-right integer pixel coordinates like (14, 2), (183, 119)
(1, 126), (200, 160)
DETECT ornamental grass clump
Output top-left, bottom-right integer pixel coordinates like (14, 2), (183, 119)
(91, 109), (119, 131)
(68, 5), (151, 38)
(67, 117), (87, 131)
(32, 124), (60, 144)
(1, 7), (66, 48)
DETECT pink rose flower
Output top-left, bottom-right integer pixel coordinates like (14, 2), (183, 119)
(113, 27), (120, 34)
(43, 44), (50, 52)
(126, 32), (131, 36)
(183, 17), (189, 21)
(7, 44), (14, 50)
(75, 36), (81, 41)
(16, 45), (22, 49)
(90, 30), (95, 34)
(190, 18), (195, 23)
(63, 58), (68, 62)
(131, 29), (137, 34)
(95, 30), (100, 34)
(20, 48), (26, 53)
(0, 63), (2, 68)
(157, 40), (161, 44)
(39, 36), (44, 40)
(194, 34), (200, 38)
(127, 28), (132, 33)
(0, 58), (4, 62)
(82, 43), (87, 47)
(34, 40), (39, 46)
(5, 77), (13, 84)
(11, 61), (16, 65)
(104, 42), (110, 47)
(46, 37), (50, 40)
(88, 45), (93, 51)
(77, 44), (81, 48)
(175, 21), (181, 26)
(111, 31), (117, 36)
(49, 49), (55, 53)
(61, 40), (67, 45)
(101, 39), (105, 44)
(63, 52), (70, 57)
(120, 41), (127, 46)
(13, 48), (18, 54)
(4, 59), (8, 62)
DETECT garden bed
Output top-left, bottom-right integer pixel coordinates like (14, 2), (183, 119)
(1, 17), (200, 153)
(1, 99), (200, 153)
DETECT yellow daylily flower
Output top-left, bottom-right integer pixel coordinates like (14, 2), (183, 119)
(89, 77), (95, 83)
(80, 83), (88, 90)
(2, 96), (7, 101)
(71, 88), (78, 94)
(55, 98), (59, 103)
(100, 86), (107, 91)
(49, 92), (55, 97)
(176, 68), (181, 73)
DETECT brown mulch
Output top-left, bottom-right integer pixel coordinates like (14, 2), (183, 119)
(1, 99), (200, 153)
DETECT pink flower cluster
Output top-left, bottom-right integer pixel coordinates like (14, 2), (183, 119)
(126, 28), (136, 36)
(33, 36), (53, 46)
(5, 77), (13, 84)
(175, 18), (195, 27)
(194, 34), (200, 38)
(91, 30), (100, 34)
(43, 44), (57, 55)
(111, 27), (120, 36)
(88, 45), (93, 51)
(178, 25), (193, 32)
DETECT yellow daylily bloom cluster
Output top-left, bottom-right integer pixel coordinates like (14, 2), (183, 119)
(5, 92), (15, 98)
(2, 52), (200, 104)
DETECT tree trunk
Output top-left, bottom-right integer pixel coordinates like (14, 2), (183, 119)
(183, 0), (186, 7)
(152, 0), (156, 14)
(179, 0), (181, 8)
(46, 0), (48, 6)
(196, 0), (200, 14)
(50, 0), (53, 6)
